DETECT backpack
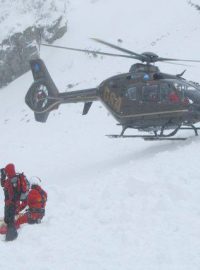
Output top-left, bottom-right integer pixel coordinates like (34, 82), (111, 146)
(32, 185), (47, 209)
(10, 173), (29, 201)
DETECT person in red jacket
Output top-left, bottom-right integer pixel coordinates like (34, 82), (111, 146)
(0, 176), (47, 235)
(169, 90), (180, 103)
(0, 163), (28, 241)
(16, 176), (47, 226)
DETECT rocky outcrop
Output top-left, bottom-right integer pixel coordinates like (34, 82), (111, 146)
(188, 1), (200, 11)
(0, 17), (67, 88)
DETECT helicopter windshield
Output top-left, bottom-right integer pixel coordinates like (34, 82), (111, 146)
(172, 81), (200, 103)
(138, 80), (200, 104)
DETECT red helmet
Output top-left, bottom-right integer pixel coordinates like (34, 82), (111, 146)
(4, 163), (16, 177)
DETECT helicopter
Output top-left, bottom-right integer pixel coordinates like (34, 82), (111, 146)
(25, 38), (200, 141)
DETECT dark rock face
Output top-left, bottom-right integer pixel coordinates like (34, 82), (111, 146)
(0, 17), (67, 88)
(188, 1), (200, 11)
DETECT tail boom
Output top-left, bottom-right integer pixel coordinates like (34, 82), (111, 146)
(25, 59), (98, 122)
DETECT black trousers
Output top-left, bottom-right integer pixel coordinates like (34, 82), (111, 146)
(4, 204), (15, 225)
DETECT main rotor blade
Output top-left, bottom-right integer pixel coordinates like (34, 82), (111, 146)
(161, 61), (192, 67)
(41, 43), (138, 59)
(158, 57), (200, 63)
(91, 38), (141, 58)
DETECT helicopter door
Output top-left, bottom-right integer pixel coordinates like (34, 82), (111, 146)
(123, 84), (140, 115)
(138, 83), (162, 114)
(142, 84), (160, 103)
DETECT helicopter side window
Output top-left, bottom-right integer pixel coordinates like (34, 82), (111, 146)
(126, 86), (137, 100)
(142, 85), (159, 102)
(160, 83), (172, 103)
(160, 82), (183, 103)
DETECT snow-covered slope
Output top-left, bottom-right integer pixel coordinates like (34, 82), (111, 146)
(0, 0), (67, 43)
(1, 0), (200, 269)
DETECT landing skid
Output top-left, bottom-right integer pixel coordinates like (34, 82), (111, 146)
(107, 134), (187, 141)
(107, 124), (199, 141)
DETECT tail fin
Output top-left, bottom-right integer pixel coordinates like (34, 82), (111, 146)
(25, 59), (59, 122)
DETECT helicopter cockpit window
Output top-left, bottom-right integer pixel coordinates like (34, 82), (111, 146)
(186, 84), (199, 91)
(173, 82), (185, 92)
(172, 82), (191, 104)
(142, 85), (159, 102)
(126, 86), (137, 100)
(160, 81), (190, 105)
(182, 83), (199, 103)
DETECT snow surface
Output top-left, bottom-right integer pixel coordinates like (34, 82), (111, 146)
(1, 0), (200, 269)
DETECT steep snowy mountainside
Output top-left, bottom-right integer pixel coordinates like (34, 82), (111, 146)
(0, 0), (68, 88)
(1, 0), (200, 270)
(0, 0), (67, 42)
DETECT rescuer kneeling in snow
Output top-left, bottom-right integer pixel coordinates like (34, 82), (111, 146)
(16, 176), (47, 225)
(0, 175), (47, 239)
